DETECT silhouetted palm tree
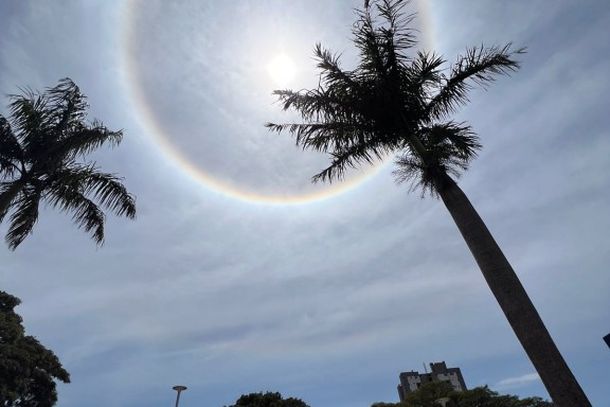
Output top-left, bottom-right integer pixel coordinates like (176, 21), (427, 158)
(266, 1), (589, 406)
(0, 78), (136, 250)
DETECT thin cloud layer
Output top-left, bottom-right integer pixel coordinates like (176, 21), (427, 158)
(0, 1), (609, 406)
(495, 372), (541, 390)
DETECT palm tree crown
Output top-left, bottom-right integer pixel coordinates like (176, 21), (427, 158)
(0, 78), (136, 250)
(267, 0), (523, 194)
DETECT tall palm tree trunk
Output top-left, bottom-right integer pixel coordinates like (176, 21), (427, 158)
(437, 176), (590, 407)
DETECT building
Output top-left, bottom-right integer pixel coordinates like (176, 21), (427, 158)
(397, 361), (467, 402)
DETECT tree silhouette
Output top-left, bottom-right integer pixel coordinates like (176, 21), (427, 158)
(0, 78), (136, 250)
(267, 1), (589, 405)
(0, 291), (70, 406)
(372, 382), (552, 406)
(227, 392), (310, 407)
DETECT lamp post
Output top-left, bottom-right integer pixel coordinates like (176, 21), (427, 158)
(172, 385), (187, 407)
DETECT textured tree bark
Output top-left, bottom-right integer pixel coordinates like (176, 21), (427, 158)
(437, 176), (590, 407)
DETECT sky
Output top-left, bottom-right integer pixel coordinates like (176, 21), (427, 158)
(1, 0), (609, 406)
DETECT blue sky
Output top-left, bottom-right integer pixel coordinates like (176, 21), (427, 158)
(1, 1), (609, 406)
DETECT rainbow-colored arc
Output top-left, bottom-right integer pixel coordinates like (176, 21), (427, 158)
(120, 0), (434, 206)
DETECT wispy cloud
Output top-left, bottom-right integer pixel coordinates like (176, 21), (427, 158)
(495, 372), (541, 390)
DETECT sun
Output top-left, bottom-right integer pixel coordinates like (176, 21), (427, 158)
(267, 54), (297, 87)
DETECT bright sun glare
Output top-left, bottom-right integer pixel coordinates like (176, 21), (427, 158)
(267, 54), (296, 87)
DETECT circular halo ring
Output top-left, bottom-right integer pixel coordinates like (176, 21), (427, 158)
(120, 0), (434, 206)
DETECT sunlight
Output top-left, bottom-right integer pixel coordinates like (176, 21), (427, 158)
(267, 54), (296, 87)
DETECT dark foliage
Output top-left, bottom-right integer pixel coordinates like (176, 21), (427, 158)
(372, 382), (552, 407)
(0, 78), (136, 249)
(0, 291), (69, 406)
(267, 0), (523, 195)
(227, 392), (310, 407)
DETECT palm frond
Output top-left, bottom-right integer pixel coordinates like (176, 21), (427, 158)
(47, 121), (123, 162)
(266, 121), (362, 152)
(397, 51), (446, 117)
(0, 180), (26, 223)
(313, 136), (391, 183)
(271, 89), (354, 122)
(314, 44), (357, 89)
(0, 116), (24, 176)
(7, 90), (51, 146)
(6, 187), (41, 250)
(354, 0), (415, 76)
(426, 44), (524, 120)
(376, 0), (417, 59)
(46, 78), (89, 137)
(82, 170), (136, 218)
(46, 184), (106, 245)
(421, 122), (481, 162)
(406, 51), (445, 96)
(353, 3), (387, 76)
(394, 123), (480, 195)
(48, 164), (136, 219)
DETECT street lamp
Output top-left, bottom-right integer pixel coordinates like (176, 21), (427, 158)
(172, 385), (187, 407)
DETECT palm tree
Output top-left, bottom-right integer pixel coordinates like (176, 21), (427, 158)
(0, 78), (136, 250)
(266, 1), (589, 406)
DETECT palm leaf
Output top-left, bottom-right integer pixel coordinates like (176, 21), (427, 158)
(48, 164), (136, 219)
(313, 136), (393, 183)
(426, 44), (524, 120)
(0, 116), (25, 176)
(0, 180), (26, 223)
(47, 121), (123, 162)
(6, 187), (41, 250)
(82, 170), (136, 218)
(7, 90), (51, 148)
(45, 78), (88, 135)
(45, 180), (106, 245)
(394, 123), (481, 195)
